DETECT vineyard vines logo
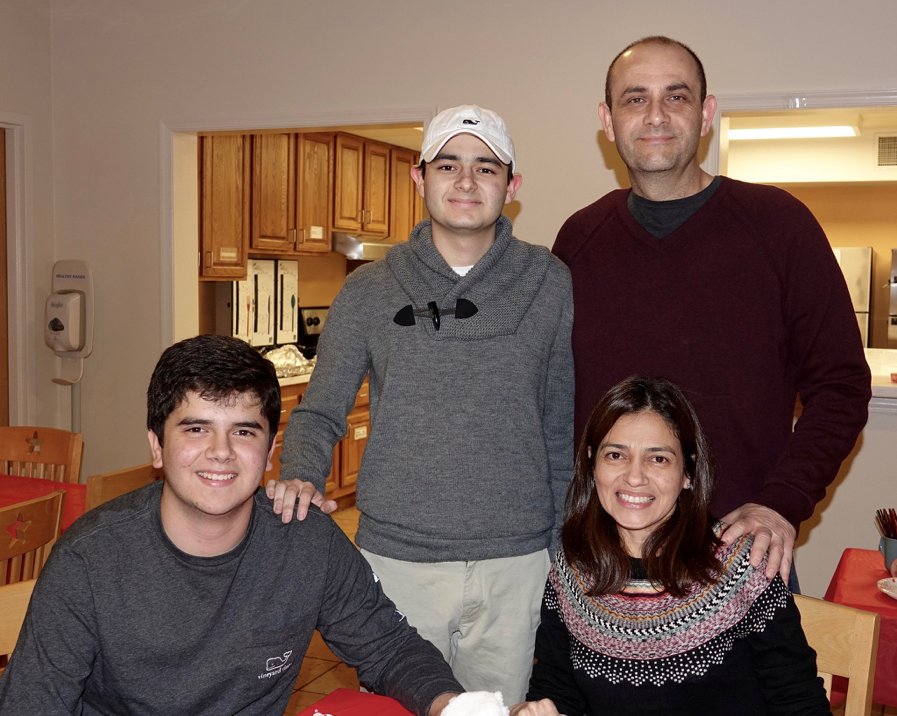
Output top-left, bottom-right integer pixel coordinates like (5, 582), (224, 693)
(461, 119), (480, 125)
(257, 650), (293, 679)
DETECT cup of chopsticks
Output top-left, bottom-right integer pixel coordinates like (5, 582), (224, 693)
(876, 508), (897, 571)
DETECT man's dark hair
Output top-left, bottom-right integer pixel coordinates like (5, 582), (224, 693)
(419, 160), (514, 184)
(562, 375), (722, 598)
(604, 36), (707, 109)
(147, 334), (281, 447)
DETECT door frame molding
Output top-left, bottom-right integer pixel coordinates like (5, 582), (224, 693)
(1, 110), (36, 425)
(159, 106), (437, 351)
(701, 89), (897, 176)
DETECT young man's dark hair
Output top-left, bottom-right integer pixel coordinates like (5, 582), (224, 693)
(146, 334), (281, 446)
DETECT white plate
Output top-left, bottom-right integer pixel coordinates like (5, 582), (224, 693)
(877, 577), (897, 600)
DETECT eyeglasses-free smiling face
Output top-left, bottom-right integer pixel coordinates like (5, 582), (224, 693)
(599, 41), (715, 184)
(150, 390), (274, 552)
(410, 133), (522, 245)
(592, 410), (690, 558)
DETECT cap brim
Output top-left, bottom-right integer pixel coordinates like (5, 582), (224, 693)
(421, 130), (514, 172)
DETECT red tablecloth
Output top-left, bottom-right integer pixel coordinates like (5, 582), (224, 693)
(0, 474), (87, 533)
(296, 689), (414, 716)
(824, 548), (897, 707)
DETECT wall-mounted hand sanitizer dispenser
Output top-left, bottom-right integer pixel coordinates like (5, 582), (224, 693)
(44, 260), (94, 385)
(45, 291), (84, 353)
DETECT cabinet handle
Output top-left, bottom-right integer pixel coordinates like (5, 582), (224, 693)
(292, 228), (297, 245)
(300, 228), (306, 244)
(358, 209), (364, 223)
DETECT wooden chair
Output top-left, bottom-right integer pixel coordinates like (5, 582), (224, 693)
(0, 579), (36, 669)
(85, 463), (163, 511)
(0, 426), (84, 483)
(794, 593), (881, 716)
(0, 490), (65, 585)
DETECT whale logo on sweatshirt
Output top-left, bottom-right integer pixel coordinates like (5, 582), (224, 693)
(266, 651), (293, 671)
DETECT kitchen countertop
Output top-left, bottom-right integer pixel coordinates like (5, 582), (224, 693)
(278, 373), (312, 387)
(865, 348), (897, 399)
(276, 350), (897, 396)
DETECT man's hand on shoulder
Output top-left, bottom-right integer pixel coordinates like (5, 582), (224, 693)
(264, 479), (337, 523)
(720, 503), (796, 583)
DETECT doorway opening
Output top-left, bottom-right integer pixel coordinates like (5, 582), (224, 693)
(162, 108), (435, 351)
(718, 105), (897, 349)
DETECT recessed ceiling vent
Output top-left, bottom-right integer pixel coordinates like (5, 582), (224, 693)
(877, 135), (897, 167)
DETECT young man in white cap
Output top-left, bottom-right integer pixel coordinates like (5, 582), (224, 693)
(269, 105), (574, 705)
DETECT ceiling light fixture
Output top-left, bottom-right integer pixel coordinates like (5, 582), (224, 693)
(729, 126), (859, 140)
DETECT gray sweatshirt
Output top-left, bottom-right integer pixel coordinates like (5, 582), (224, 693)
(0, 483), (462, 716)
(281, 216), (575, 562)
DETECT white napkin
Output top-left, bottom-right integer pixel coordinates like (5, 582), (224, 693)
(442, 691), (509, 716)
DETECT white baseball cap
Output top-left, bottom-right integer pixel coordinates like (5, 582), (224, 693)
(420, 105), (516, 172)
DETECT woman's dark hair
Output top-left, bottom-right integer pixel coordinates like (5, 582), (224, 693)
(146, 334), (281, 447)
(562, 376), (721, 597)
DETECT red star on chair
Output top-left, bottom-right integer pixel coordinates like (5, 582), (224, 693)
(26, 431), (44, 453)
(5, 513), (32, 548)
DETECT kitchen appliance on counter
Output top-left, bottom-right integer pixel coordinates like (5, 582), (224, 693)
(249, 260), (276, 347)
(224, 275), (253, 343)
(297, 306), (329, 358)
(890, 249), (897, 349)
(216, 260), (276, 346)
(833, 246), (872, 347)
(275, 260), (299, 345)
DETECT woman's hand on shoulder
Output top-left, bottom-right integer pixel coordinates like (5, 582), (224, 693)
(509, 699), (565, 715)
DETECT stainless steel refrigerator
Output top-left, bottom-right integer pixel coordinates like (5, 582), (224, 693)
(889, 249), (897, 347)
(833, 247), (872, 347)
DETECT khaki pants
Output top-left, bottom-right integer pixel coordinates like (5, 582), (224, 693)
(360, 549), (550, 706)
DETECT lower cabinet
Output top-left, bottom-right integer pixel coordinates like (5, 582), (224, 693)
(266, 380), (368, 501)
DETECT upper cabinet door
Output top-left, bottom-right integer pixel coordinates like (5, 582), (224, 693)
(389, 147), (422, 242)
(296, 133), (333, 253)
(333, 133), (364, 234)
(362, 141), (390, 238)
(251, 133), (296, 252)
(199, 134), (250, 280)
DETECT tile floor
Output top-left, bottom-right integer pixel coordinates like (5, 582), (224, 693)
(285, 506), (897, 716)
(281, 506), (361, 716)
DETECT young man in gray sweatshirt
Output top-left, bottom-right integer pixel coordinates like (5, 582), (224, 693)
(269, 106), (575, 705)
(0, 335), (462, 716)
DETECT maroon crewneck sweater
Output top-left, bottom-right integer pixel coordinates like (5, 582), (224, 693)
(553, 177), (870, 529)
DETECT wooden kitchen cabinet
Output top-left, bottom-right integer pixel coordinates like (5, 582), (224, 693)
(250, 133), (296, 252)
(333, 133), (364, 234)
(199, 134), (251, 280)
(266, 379), (369, 502)
(340, 408), (370, 488)
(362, 140), (390, 237)
(390, 147), (423, 241)
(295, 133), (333, 253)
(333, 133), (391, 238)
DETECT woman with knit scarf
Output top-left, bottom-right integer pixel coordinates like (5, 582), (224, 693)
(510, 376), (830, 716)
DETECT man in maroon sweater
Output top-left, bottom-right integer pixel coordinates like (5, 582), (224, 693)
(553, 36), (871, 588)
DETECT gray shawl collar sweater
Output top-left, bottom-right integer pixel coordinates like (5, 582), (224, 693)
(386, 215), (552, 339)
(282, 218), (574, 562)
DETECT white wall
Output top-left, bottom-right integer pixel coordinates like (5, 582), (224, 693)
(0, 1), (58, 429)
(9, 0), (896, 579)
